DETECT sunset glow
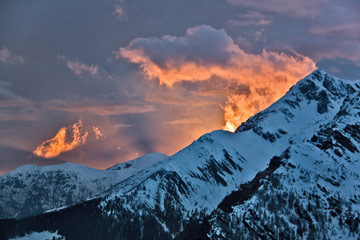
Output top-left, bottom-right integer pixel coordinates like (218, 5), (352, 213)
(33, 121), (88, 158)
(1, 1), (360, 238)
(93, 126), (105, 139)
(119, 26), (316, 132)
(1, 0), (359, 173)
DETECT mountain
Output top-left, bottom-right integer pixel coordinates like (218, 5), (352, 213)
(107, 152), (168, 171)
(1, 69), (359, 239)
(0, 153), (167, 219)
(179, 71), (360, 240)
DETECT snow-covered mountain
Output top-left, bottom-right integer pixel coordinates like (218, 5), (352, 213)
(107, 152), (168, 171)
(182, 71), (360, 239)
(1, 69), (359, 239)
(0, 153), (167, 219)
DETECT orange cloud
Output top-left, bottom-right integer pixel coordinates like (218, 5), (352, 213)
(118, 25), (316, 132)
(93, 126), (105, 139)
(33, 120), (88, 158)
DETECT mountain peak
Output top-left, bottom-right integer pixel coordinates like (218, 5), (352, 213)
(289, 68), (359, 102)
(236, 69), (359, 134)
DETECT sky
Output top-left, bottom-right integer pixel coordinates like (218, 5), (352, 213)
(0, 0), (359, 174)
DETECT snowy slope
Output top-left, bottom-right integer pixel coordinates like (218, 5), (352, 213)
(1, 69), (359, 239)
(107, 152), (168, 171)
(9, 230), (64, 240)
(0, 153), (167, 219)
(96, 69), (360, 237)
(182, 70), (360, 239)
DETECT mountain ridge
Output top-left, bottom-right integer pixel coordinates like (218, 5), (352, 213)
(0, 152), (167, 219)
(1, 69), (359, 239)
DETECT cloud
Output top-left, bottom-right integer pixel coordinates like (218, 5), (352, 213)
(305, 22), (360, 62)
(226, 0), (360, 66)
(293, 35), (360, 63)
(116, 25), (242, 85)
(93, 126), (105, 139)
(45, 100), (156, 116)
(310, 23), (360, 40)
(145, 87), (220, 106)
(33, 120), (88, 158)
(227, 0), (328, 17)
(117, 25), (315, 85)
(0, 47), (24, 63)
(163, 117), (203, 125)
(0, 83), (32, 108)
(117, 25), (316, 131)
(228, 19), (271, 27)
(113, 5), (127, 20)
(0, 109), (40, 122)
(114, 123), (131, 128)
(228, 11), (271, 27)
(0, 82), (41, 121)
(67, 60), (99, 76)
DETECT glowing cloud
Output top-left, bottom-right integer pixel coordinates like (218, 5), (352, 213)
(33, 120), (88, 158)
(117, 25), (316, 132)
(93, 126), (105, 139)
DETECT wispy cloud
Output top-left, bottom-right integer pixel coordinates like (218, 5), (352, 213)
(114, 123), (131, 128)
(67, 60), (99, 76)
(0, 83), (32, 108)
(163, 117), (203, 125)
(45, 100), (156, 116)
(228, 19), (271, 27)
(0, 109), (40, 121)
(113, 5), (128, 20)
(310, 23), (360, 43)
(228, 11), (271, 27)
(0, 47), (24, 64)
(0, 82), (41, 121)
(228, 0), (328, 17)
